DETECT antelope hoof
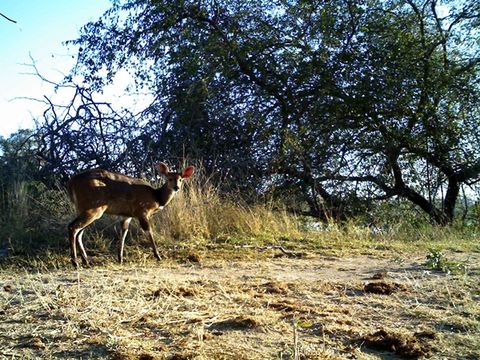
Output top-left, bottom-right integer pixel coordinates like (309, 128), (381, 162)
(71, 258), (79, 269)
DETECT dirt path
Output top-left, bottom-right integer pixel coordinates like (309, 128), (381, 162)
(1, 253), (479, 359)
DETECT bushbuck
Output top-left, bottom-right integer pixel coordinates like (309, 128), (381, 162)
(67, 162), (194, 268)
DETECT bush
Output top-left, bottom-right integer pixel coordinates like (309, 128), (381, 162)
(0, 181), (72, 254)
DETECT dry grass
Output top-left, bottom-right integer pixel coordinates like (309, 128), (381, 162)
(151, 168), (300, 247)
(1, 252), (479, 359)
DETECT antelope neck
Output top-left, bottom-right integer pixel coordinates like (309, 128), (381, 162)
(154, 183), (177, 206)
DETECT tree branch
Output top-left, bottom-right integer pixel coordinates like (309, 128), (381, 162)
(0, 11), (16, 23)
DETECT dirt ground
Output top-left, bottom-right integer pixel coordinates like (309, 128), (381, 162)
(0, 252), (479, 359)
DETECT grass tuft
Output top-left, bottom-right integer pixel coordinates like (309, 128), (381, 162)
(154, 168), (299, 246)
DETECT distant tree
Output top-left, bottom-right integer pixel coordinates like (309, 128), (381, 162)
(35, 85), (142, 181)
(0, 129), (42, 230)
(0, 130), (39, 183)
(332, 0), (480, 224)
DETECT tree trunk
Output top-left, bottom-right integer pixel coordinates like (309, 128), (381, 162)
(390, 153), (449, 224)
(400, 186), (449, 225)
(443, 175), (459, 223)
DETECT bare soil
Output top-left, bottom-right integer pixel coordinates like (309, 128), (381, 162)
(0, 252), (479, 359)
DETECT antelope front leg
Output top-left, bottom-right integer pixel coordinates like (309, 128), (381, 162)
(138, 216), (161, 261)
(68, 225), (80, 269)
(118, 217), (132, 264)
(67, 209), (105, 269)
(147, 229), (161, 261)
(77, 229), (89, 267)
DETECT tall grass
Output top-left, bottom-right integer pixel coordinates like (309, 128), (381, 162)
(152, 165), (300, 247)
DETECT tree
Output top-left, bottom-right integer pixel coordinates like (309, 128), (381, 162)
(333, 0), (480, 223)
(38, 0), (480, 223)
(36, 85), (145, 182)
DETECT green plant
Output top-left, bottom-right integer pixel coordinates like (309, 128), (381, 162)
(425, 249), (468, 274)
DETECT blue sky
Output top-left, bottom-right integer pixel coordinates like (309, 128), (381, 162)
(0, 0), (112, 137)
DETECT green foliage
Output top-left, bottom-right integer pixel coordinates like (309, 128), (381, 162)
(0, 0), (475, 228)
(425, 249), (468, 274)
(40, 0), (478, 223)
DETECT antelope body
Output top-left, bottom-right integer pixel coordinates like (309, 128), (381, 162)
(67, 162), (194, 268)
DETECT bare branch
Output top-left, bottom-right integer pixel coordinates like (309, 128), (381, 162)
(0, 11), (17, 24)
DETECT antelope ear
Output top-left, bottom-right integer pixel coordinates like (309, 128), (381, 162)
(182, 166), (195, 178)
(156, 162), (169, 175)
